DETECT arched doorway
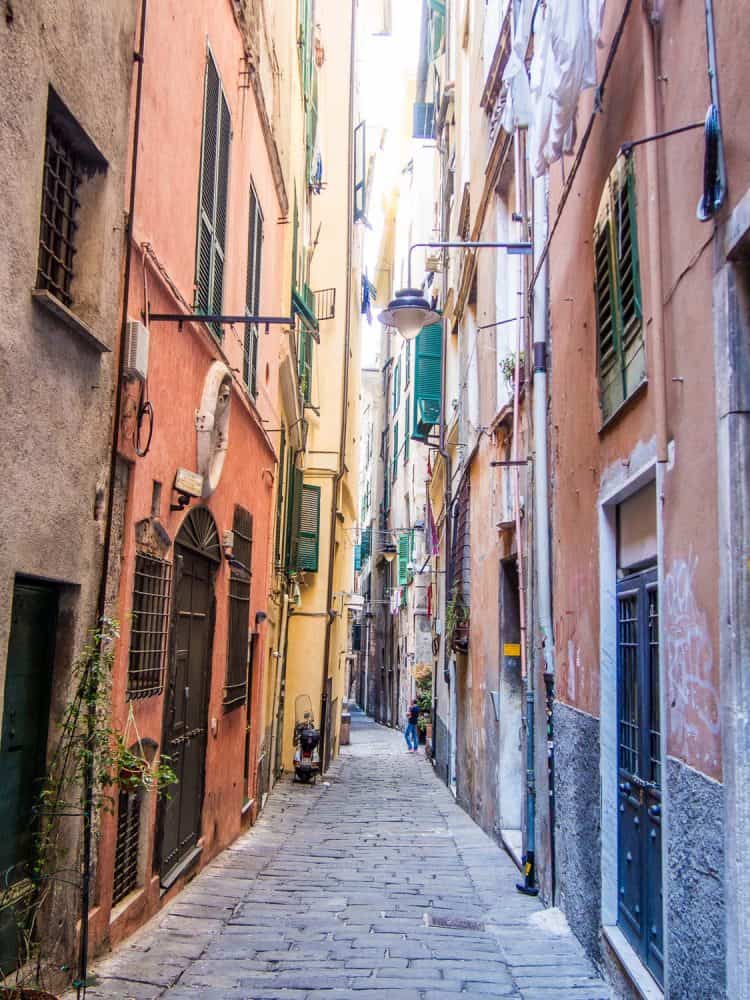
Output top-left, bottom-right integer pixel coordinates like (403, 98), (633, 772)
(158, 507), (220, 887)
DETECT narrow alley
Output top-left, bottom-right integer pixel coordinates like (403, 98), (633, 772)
(80, 714), (609, 1000)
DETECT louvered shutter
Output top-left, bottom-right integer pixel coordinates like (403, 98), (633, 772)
(196, 51), (231, 339)
(392, 421), (398, 482)
(413, 320), (442, 440)
(398, 533), (409, 586)
(226, 505), (252, 708)
(361, 526), (371, 562)
(285, 465), (304, 573)
(274, 428), (286, 566)
(354, 544), (362, 572)
(244, 186), (263, 396)
(297, 484), (321, 572)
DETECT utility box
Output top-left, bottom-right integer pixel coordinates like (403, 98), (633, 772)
(340, 711), (351, 746)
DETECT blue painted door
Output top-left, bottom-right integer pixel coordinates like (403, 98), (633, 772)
(617, 567), (663, 986)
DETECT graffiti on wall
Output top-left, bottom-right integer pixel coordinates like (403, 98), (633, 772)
(663, 549), (721, 775)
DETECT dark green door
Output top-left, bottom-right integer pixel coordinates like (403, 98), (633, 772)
(617, 567), (663, 986)
(0, 580), (58, 974)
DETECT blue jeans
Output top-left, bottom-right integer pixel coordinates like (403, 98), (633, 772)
(405, 721), (419, 750)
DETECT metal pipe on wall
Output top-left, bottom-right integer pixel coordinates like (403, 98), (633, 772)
(641, 1), (669, 464)
(320, 0), (357, 767)
(512, 127), (538, 896)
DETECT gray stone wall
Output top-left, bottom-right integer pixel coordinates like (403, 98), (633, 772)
(665, 757), (726, 999)
(434, 711), (451, 788)
(553, 702), (602, 963)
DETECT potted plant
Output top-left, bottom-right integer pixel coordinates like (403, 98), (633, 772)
(445, 588), (469, 653)
(0, 619), (177, 999)
(500, 351), (525, 394)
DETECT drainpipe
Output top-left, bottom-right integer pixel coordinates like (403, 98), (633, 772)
(513, 128), (538, 896)
(531, 162), (556, 897)
(641, 1), (668, 464)
(320, 0), (356, 768)
(79, 2), (148, 994)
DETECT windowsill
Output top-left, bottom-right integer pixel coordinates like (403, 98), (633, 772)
(31, 289), (111, 354)
(602, 925), (663, 999)
(598, 378), (648, 436)
(159, 844), (202, 894)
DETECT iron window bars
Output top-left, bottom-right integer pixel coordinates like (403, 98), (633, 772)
(127, 554), (172, 699)
(37, 128), (81, 307)
(112, 786), (141, 905)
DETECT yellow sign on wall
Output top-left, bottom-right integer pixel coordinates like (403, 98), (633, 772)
(503, 643), (521, 657)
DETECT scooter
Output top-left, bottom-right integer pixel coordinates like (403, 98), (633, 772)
(293, 694), (321, 783)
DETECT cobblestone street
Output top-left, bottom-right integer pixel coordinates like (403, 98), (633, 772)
(81, 713), (610, 1000)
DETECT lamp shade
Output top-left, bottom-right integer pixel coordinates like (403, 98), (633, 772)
(378, 288), (439, 341)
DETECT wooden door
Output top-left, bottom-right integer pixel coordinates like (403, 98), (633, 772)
(617, 567), (663, 986)
(0, 580), (57, 974)
(159, 547), (213, 883)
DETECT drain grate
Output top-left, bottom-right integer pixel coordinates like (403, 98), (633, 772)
(426, 913), (485, 932)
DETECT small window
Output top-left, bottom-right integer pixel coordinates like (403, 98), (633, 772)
(225, 505), (253, 709)
(594, 158), (645, 421)
(244, 183), (263, 397)
(127, 554), (172, 700)
(36, 89), (107, 308)
(112, 785), (142, 905)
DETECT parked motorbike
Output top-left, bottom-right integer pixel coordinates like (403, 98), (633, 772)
(293, 694), (321, 783)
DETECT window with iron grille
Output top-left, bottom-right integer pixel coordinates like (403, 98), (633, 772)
(196, 49), (231, 340)
(112, 785), (142, 905)
(244, 183), (263, 397)
(36, 89), (107, 309)
(127, 554), (172, 699)
(594, 158), (645, 421)
(225, 506), (253, 709)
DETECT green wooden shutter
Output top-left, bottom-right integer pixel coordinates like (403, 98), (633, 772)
(273, 427), (286, 566)
(404, 399), (410, 463)
(398, 533), (409, 585)
(244, 185), (263, 396)
(413, 320), (442, 440)
(361, 526), (371, 562)
(297, 484), (321, 572)
(392, 421), (398, 482)
(354, 543), (362, 572)
(196, 51), (231, 340)
(285, 464), (304, 573)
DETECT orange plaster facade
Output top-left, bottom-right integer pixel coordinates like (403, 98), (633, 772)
(90, 0), (287, 953)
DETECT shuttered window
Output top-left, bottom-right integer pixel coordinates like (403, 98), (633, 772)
(392, 421), (399, 483)
(285, 464), (304, 573)
(594, 159), (645, 421)
(405, 339), (411, 386)
(225, 505), (252, 709)
(450, 477), (471, 652)
(413, 320), (442, 441)
(361, 526), (372, 562)
(196, 50), (231, 340)
(298, 484), (321, 572)
(397, 532), (410, 585)
(244, 183), (263, 397)
(354, 121), (367, 222)
(354, 544), (362, 572)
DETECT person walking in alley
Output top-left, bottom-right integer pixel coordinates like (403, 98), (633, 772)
(405, 698), (420, 752)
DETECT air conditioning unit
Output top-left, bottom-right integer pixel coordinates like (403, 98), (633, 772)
(124, 319), (150, 380)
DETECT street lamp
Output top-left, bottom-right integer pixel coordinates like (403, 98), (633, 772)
(378, 240), (532, 340)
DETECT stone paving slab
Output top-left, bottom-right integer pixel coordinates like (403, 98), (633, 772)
(74, 711), (611, 1000)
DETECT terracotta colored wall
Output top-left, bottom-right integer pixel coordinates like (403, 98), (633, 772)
(549, 1), (724, 779)
(90, 0), (286, 951)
